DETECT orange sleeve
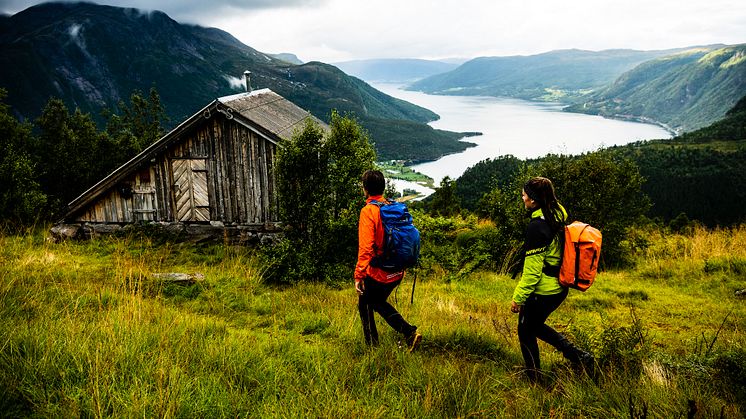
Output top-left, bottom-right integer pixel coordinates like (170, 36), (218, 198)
(354, 205), (378, 281)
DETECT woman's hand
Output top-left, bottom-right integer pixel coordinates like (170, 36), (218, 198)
(510, 301), (522, 314)
(355, 279), (365, 295)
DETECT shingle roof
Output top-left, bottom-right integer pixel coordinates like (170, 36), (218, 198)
(219, 88), (327, 140)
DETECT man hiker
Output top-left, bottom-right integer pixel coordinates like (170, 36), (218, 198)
(355, 170), (422, 351)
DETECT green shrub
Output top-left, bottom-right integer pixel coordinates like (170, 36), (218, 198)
(415, 212), (521, 278)
(272, 113), (374, 283)
(593, 311), (650, 375)
(712, 347), (746, 409)
(704, 256), (746, 275)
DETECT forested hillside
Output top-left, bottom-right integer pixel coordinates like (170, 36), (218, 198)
(566, 45), (746, 132)
(408, 48), (686, 102)
(0, 2), (470, 161)
(605, 93), (746, 225)
(674, 93), (746, 142)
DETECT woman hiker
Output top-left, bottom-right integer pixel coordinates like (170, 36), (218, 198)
(510, 176), (593, 381)
(355, 170), (422, 352)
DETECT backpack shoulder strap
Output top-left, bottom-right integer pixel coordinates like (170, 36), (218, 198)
(368, 199), (393, 208)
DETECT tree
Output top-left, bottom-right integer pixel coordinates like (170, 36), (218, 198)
(429, 176), (461, 216)
(35, 98), (112, 216)
(275, 118), (328, 242)
(529, 152), (650, 266)
(456, 155), (523, 210)
(104, 87), (168, 168)
(478, 152), (649, 267)
(325, 110), (376, 219)
(271, 113), (376, 282)
(0, 89), (47, 227)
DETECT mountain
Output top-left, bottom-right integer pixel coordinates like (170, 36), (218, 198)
(565, 45), (746, 133)
(333, 58), (458, 83)
(408, 48), (694, 102)
(0, 2), (471, 161)
(269, 53), (304, 65)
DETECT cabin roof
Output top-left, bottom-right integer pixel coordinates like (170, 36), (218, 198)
(64, 88), (325, 220)
(219, 89), (320, 140)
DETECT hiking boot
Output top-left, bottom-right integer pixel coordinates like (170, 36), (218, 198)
(406, 332), (422, 353)
(573, 350), (595, 375)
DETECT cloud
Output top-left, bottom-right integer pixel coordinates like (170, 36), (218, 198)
(0, 0), (326, 20)
(2, 0), (745, 63)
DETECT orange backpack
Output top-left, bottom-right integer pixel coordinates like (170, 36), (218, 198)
(559, 221), (602, 291)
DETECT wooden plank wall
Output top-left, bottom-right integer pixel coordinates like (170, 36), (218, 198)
(205, 117), (278, 224)
(75, 168), (156, 223)
(75, 114), (278, 225)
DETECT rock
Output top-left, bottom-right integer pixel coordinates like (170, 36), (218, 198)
(49, 224), (82, 241)
(151, 272), (204, 284)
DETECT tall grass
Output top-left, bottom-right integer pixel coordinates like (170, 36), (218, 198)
(0, 226), (744, 417)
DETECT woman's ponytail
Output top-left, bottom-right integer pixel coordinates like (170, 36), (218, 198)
(523, 177), (564, 233)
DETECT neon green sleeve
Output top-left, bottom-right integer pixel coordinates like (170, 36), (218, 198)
(512, 246), (546, 304)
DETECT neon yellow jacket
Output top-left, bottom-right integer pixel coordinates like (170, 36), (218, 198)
(512, 206), (567, 305)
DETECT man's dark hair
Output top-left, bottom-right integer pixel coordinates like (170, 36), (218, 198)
(362, 170), (385, 195)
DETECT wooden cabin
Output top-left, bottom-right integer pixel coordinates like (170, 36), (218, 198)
(52, 87), (326, 243)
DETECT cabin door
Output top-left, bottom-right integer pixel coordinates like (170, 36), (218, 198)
(171, 159), (210, 222)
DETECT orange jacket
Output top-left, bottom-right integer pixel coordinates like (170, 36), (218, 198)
(355, 195), (405, 284)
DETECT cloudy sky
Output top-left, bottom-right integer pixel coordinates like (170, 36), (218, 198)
(2, 0), (746, 63)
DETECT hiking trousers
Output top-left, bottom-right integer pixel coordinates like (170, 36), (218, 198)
(518, 287), (583, 377)
(358, 276), (417, 346)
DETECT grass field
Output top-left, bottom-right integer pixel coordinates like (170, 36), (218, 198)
(1, 225), (744, 417)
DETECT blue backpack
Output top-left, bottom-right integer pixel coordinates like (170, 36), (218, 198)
(369, 200), (421, 272)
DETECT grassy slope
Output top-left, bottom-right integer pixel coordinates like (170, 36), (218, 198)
(1, 227), (744, 417)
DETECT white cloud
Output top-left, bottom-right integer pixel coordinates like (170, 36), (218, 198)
(3, 0), (746, 62)
(208, 0), (746, 62)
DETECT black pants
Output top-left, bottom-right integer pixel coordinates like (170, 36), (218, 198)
(358, 277), (417, 346)
(518, 287), (581, 376)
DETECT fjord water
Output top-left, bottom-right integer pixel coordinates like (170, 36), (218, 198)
(372, 83), (671, 195)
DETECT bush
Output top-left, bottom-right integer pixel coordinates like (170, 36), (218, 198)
(414, 212), (521, 278)
(569, 309), (649, 376)
(712, 347), (746, 409)
(594, 311), (649, 375)
(271, 113), (375, 283)
(529, 152), (650, 267)
(704, 256), (746, 275)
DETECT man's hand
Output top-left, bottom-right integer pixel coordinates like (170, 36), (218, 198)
(510, 301), (522, 314)
(355, 279), (365, 295)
